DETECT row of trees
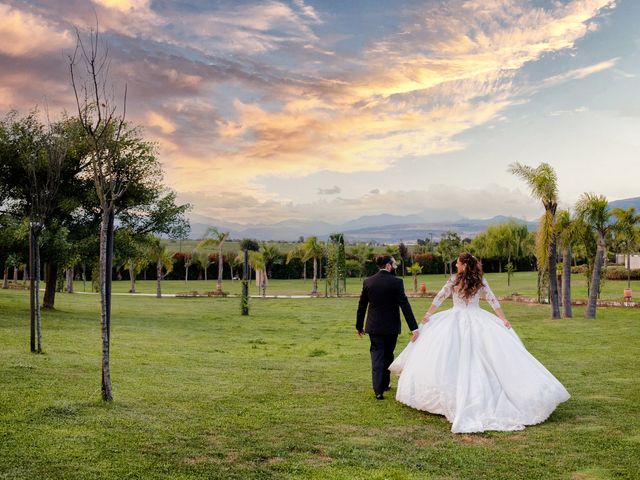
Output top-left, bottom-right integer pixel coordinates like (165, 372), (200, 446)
(510, 162), (639, 319)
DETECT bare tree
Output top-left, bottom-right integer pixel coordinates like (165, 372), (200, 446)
(69, 24), (128, 401)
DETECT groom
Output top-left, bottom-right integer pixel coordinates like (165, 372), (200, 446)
(356, 255), (419, 400)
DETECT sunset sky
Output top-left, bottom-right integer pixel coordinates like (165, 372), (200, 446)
(1, 0), (638, 225)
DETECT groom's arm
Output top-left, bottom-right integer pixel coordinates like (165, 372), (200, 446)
(397, 279), (419, 332)
(356, 282), (369, 334)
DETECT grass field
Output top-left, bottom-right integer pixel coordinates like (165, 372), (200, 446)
(1, 284), (639, 479)
(63, 271), (640, 302)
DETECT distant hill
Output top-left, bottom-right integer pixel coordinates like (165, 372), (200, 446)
(187, 215), (536, 243)
(183, 196), (637, 243)
(609, 197), (640, 211)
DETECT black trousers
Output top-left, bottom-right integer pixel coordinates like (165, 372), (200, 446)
(369, 334), (398, 395)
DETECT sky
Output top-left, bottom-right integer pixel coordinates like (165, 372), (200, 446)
(1, 0), (639, 226)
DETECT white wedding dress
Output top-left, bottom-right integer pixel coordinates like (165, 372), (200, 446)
(390, 276), (570, 433)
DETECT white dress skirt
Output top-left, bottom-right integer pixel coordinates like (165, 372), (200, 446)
(390, 276), (570, 433)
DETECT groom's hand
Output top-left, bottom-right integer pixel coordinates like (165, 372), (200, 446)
(410, 330), (419, 342)
(357, 329), (365, 337)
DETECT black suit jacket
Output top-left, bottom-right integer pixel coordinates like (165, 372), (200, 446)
(356, 270), (419, 335)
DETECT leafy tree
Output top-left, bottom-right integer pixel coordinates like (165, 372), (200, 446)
(348, 244), (374, 279)
(0, 215), (22, 289)
(510, 162), (561, 319)
(0, 111), (81, 351)
(398, 242), (409, 277)
(612, 207), (640, 289)
(69, 25), (186, 400)
(437, 231), (463, 275)
(575, 193), (612, 319)
(115, 229), (153, 293)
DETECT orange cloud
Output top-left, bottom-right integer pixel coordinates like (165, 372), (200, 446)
(0, 4), (73, 57)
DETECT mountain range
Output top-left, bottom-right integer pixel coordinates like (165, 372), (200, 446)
(186, 196), (639, 243)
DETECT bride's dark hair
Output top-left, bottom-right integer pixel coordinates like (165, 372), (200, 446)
(454, 252), (484, 300)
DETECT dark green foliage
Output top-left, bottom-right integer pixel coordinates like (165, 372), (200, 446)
(240, 238), (261, 252)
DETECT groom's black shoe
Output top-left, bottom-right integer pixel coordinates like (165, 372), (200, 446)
(375, 393), (384, 400)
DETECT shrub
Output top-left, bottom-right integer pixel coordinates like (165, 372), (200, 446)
(603, 266), (640, 281)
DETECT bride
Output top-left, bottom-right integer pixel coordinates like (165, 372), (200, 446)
(390, 253), (570, 433)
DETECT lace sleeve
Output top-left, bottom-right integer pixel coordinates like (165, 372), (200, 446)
(432, 276), (455, 308)
(481, 278), (501, 311)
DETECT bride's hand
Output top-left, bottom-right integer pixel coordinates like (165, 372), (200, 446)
(422, 313), (431, 324)
(503, 319), (512, 329)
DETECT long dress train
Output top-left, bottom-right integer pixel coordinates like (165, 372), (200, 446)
(390, 276), (570, 433)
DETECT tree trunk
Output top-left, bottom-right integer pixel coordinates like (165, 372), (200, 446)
(548, 237), (561, 319)
(43, 262), (58, 309)
(185, 265), (189, 284)
(100, 209), (114, 401)
(413, 274), (417, 293)
(129, 265), (136, 293)
(628, 252), (632, 289)
(29, 228), (36, 352)
(585, 235), (605, 319)
(562, 246), (572, 318)
(217, 247), (223, 292)
(242, 250), (249, 315)
(13, 266), (18, 282)
(66, 268), (74, 293)
(312, 257), (318, 294)
(303, 261), (306, 281)
(2, 267), (7, 289)
(34, 236), (42, 353)
(156, 259), (162, 298)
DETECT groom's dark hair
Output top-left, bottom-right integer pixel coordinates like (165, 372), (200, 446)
(376, 255), (393, 268)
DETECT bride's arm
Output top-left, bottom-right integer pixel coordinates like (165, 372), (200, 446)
(482, 278), (511, 329)
(422, 276), (454, 323)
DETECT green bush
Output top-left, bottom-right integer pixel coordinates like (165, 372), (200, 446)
(603, 266), (640, 281)
(571, 264), (589, 274)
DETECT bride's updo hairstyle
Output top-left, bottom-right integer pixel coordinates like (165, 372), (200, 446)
(454, 252), (484, 300)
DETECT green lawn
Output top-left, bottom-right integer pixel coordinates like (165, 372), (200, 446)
(1, 288), (638, 479)
(63, 271), (640, 302)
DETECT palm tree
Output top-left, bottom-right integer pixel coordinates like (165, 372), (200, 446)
(612, 207), (640, 289)
(192, 248), (213, 283)
(149, 240), (173, 298)
(251, 251), (267, 296)
(556, 210), (579, 318)
(227, 250), (240, 280)
(301, 236), (325, 295)
(197, 227), (229, 293)
(509, 162), (561, 319)
(406, 262), (422, 293)
(286, 244), (306, 280)
(261, 243), (282, 279)
(181, 251), (196, 285)
(575, 193), (612, 319)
